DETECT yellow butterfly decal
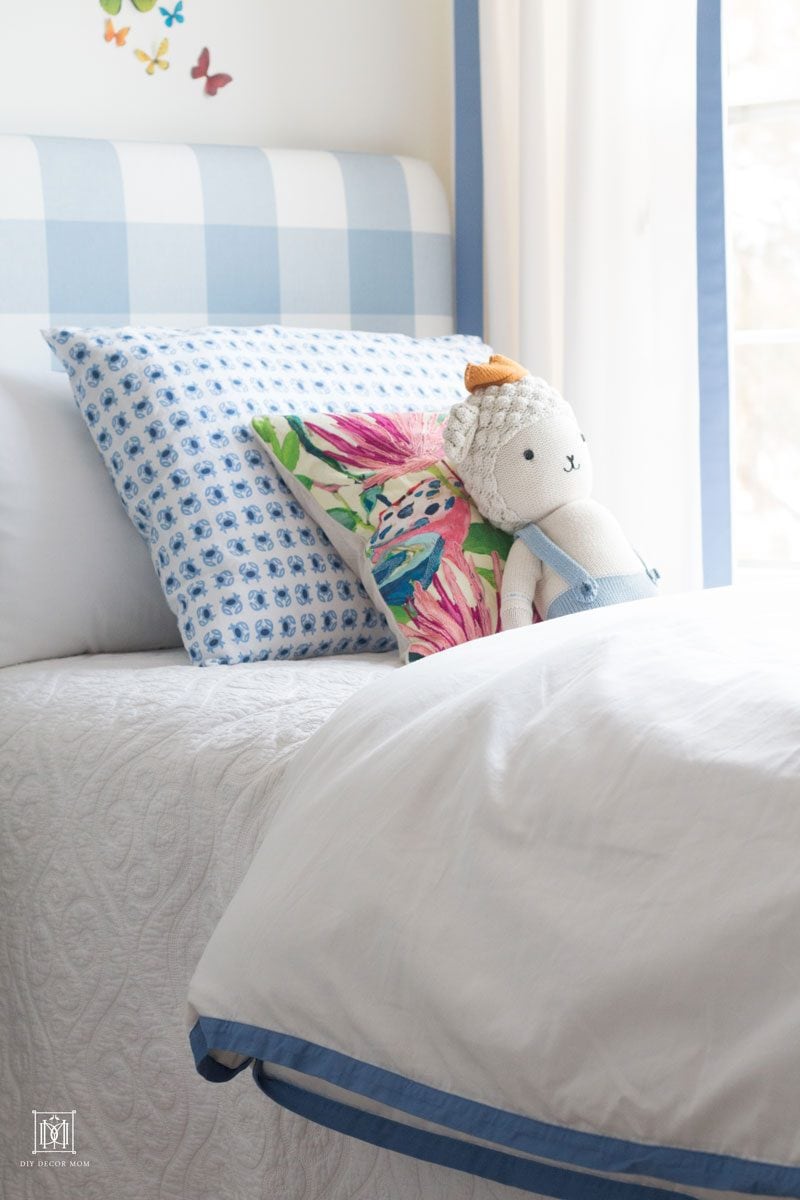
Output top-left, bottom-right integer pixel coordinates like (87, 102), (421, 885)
(104, 18), (130, 46)
(134, 37), (169, 75)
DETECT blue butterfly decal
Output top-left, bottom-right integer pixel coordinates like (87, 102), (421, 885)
(159, 1), (184, 26)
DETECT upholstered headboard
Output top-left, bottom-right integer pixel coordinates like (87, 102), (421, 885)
(0, 135), (454, 373)
(0, 135), (456, 669)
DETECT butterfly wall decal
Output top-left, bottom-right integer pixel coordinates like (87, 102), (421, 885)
(100, 0), (158, 13)
(135, 37), (170, 75)
(191, 47), (233, 96)
(104, 18), (130, 46)
(159, 2), (184, 27)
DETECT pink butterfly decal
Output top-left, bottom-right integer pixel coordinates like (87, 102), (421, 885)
(191, 47), (233, 96)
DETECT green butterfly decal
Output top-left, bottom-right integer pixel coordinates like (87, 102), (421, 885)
(100, 0), (159, 14)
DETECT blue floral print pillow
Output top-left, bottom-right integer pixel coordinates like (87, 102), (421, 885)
(43, 324), (490, 664)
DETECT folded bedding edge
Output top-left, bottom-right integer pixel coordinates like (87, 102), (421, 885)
(258, 1072), (687, 1200)
(188, 1016), (799, 1199)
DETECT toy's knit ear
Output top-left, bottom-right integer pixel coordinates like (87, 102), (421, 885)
(443, 398), (479, 466)
(464, 354), (527, 393)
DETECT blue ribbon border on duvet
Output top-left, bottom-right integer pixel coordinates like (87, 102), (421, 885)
(190, 1017), (800, 1198)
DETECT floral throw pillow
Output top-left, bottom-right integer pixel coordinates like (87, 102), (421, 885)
(252, 411), (513, 661)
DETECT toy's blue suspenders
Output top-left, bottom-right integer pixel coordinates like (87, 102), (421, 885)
(514, 523), (659, 619)
(516, 523), (601, 603)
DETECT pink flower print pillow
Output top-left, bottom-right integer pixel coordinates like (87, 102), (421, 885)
(252, 411), (513, 661)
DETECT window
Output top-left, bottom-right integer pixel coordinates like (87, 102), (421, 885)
(726, 0), (800, 575)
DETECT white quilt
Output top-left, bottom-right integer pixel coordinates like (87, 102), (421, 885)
(4, 650), (517, 1200)
(190, 587), (800, 1200)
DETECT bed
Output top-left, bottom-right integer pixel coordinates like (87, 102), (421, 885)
(3, 134), (800, 1200)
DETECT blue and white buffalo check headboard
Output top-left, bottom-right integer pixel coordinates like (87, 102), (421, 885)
(0, 135), (454, 373)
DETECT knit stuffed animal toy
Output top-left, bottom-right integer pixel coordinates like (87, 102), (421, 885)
(443, 355), (659, 629)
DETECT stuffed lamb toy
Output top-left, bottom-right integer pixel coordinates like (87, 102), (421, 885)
(444, 355), (659, 629)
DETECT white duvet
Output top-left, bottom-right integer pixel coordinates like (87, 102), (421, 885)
(190, 587), (800, 1200)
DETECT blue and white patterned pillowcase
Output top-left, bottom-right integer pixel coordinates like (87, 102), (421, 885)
(44, 324), (491, 665)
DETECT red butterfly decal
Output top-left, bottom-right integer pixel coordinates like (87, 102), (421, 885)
(191, 47), (233, 96)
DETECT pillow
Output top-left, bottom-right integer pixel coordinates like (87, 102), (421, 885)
(0, 369), (180, 668)
(252, 411), (513, 661)
(44, 325), (491, 665)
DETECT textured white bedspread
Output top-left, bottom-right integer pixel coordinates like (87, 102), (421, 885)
(0, 649), (514, 1200)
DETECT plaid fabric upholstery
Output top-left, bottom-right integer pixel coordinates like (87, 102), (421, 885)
(0, 135), (454, 374)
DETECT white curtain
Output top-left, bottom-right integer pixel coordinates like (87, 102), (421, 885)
(479, 0), (704, 593)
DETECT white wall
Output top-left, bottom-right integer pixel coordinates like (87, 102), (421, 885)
(0, 0), (453, 205)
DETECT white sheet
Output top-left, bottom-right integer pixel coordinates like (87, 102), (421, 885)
(190, 587), (800, 1200)
(2, 650), (516, 1200)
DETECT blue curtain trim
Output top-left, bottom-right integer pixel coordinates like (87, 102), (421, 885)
(454, 0), (484, 337)
(189, 1016), (800, 1197)
(697, 0), (733, 587)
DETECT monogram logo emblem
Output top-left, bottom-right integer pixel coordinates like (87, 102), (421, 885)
(32, 1111), (76, 1155)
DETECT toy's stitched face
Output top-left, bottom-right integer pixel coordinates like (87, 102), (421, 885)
(494, 415), (592, 524)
